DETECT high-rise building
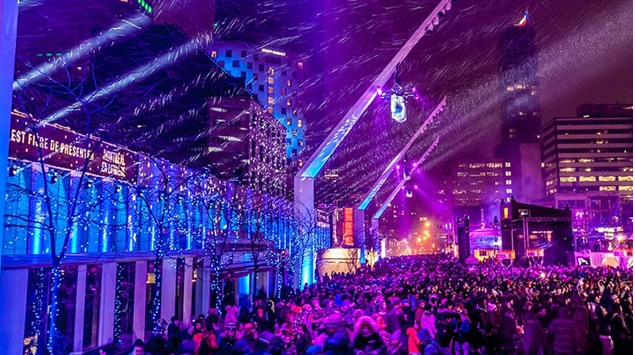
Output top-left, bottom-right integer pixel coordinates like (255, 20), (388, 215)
(441, 160), (514, 207)
(542, 104), (633, 234)
(440, 159), (514, 229)
(207, 97), (288, 197)
(208, 42), (306, 159)
(498, 12), (541, 146)
(497, 12), (542, 202)
(542, 104), (633, 198)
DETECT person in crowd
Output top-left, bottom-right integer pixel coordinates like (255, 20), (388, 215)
(351, 316), (387, 355)
(206, 308), (219, 332)
(218, 322), (240, 355)
(548, 306), (577, 355)
(145, 254), (632, 355)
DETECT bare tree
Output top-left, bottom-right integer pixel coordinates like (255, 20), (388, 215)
(199, 180), (242, 313)
(290, 201), (321, 288)
(7, 58), (124, 349)
(344, 248), (360, 274)
(126, 154), (204, 333)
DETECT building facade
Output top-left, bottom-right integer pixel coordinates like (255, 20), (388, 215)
(207, 97), (288, 198)
(497, 12), (542, 202)
(3, 111), (297, 354)
(441, 160), (514, 207)
(542, 103), (633, 236)
(498, 12), (541, 147)
(208, 42), (307, 159)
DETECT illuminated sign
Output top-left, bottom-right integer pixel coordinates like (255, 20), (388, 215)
(343, 208), (354, 246)
(9, 114), (137, 181)
(261, 48), (286, 57)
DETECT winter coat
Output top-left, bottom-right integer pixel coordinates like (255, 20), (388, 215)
(521, 319), (544, 355)
(420, 311), (437, 338)
(352, 332), (388, 355)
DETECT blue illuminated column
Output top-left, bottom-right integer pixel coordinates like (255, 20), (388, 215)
(101, 180), (114, 253)
(29, 165), (45, 254)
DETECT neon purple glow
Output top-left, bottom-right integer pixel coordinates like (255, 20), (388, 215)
(414, 185), (419, 190)
(376, 87), (383, 95)
(412, 162), (417, 168)
(396, 164), (401, 169)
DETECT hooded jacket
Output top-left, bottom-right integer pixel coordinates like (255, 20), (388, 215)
(420, 311), (437, 338)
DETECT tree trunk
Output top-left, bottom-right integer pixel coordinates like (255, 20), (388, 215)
(48, 262), (62, 349)
(152, 258), (163, 333)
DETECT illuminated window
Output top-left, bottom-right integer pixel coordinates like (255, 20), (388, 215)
(506, 86), (513, 91)
(267, 77), (274, 84)
(298, 140), (303, 147)
(560, 167), (575, 173)
(286, 118), (292, 126)
(578, 158), (594, 163)
(298, 62), (304, 69)
(623, 167), (634, 172)
(211, 51), (217, 58)
(267, 97), (274, 105)
(506, 189), (513, 194)
(618, 175), (632, 181)
(505, 171), (511, 176)
(619, 186), (633, 191)
(267, 107), (273, 114)
(268, 67), (274, 75)
(292, 129), (297, 136)
(287, 79), (292, 87)
(579, 176), (596, 182)
(600, 186), (617, 191)
(599, 176), (616, 182)
(297, 119), (303, 128)
(286, 99), (292, 106)
(267, 87), (274, 94)
(560, 177), (577, 183)
(515, 84), (523, 89)
(505, 162), (511, 168)
(506, 180), (512, 185)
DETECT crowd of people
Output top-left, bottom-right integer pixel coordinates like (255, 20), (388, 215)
(124, 254), (632, 355)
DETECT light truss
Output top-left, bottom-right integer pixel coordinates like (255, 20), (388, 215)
(297, 0), (454, 180)
(372, 136), (440, 220)
(292, 0), (454, 286)
(357, 96), (446, 211)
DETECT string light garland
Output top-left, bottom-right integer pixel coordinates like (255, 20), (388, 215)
(113, 264), (124, 344)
